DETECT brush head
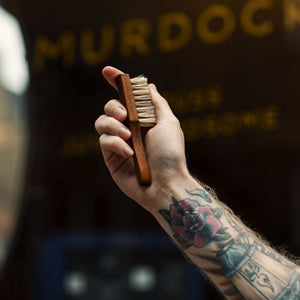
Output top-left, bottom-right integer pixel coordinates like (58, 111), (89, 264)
(130, 75), (156, 127)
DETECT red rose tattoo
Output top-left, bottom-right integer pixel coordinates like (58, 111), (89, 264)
(159, 196), (230, 250)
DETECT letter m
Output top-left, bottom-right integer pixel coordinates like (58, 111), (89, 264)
(33, 32), (75, 72)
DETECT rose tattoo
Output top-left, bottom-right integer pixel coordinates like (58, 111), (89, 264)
(159, 196), (230, 250)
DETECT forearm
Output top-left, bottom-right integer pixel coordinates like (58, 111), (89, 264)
(152, 175), (300, 299)
(97, 67), (300, 298)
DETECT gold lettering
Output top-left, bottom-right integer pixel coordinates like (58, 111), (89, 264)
(158, 12), (193, 53)
(33, 32), (75, 72)
(162, 91), (189, 114)
(62, 133), (99, 158)
(219, 112), (239, 136)
(191, 88), (206, 112)
(197, 4), (236, 44)
(206, 85), (224, 109)
(182, 118), (203, 141)
(181, 105), (280, 142)
(120, 18), (151, 58)
(81, 26), (114, 64)
(162, 85), (223, 114)
(284, 0), (300, 31)
(240, 111), (259, 128)
(263, 106), (280, 130)
(204, 114), (218, 138)
(241, 0), (274, 37)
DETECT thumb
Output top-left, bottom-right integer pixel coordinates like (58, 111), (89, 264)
(102, 66), (124, 91)
(149, 84), (175, 123)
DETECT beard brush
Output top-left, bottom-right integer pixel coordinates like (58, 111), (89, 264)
(116, 73), (156, 185)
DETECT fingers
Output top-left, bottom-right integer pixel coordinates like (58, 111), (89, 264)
(102, 66), (124, 91)
(100, 134), (134, 158)
(95, 98), (133, 159)
(104, 99), (127, 121)
(102, 66), (178, 124)
(95, 99), (130, 138)
(102, 66), (175, 123)
(95, 114), (131, 140)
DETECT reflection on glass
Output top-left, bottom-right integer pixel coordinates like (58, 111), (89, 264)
(0, 5), (29, 270)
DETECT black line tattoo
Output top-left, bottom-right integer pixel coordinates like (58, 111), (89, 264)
(159, 188), (300, 299)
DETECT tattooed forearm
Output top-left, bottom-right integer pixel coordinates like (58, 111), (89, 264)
(159, 196), (229, 250)
(158, 187), (300, 299)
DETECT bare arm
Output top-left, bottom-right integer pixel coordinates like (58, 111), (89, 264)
(155, 178), (300, 299)
(95, 66), (300, 299)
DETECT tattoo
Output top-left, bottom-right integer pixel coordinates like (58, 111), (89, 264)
(159, 195), (230, 250)
(276, 273), (300, 299)
(159, 188), (300, 299)
(245, 264), (275, 293)
(216, 238), (300, 299)
(186, 188), (213, 203)
(226, 213), (297, 269)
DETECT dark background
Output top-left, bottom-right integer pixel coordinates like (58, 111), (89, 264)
(1, 0), (300, 299)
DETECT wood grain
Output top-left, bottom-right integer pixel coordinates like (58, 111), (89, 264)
(117, 74), (151, 185)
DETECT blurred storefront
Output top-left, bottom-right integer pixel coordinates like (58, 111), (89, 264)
(0, 0), (300, 299)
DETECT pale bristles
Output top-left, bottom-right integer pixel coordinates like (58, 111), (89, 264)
(130, 75), (156, 127)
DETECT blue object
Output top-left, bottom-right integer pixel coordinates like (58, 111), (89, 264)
(33, 231), (207, 300)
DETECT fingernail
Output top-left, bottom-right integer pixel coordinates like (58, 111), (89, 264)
(118, 127), (131, 139)
(114, 108), (125, 119)
(123, 146), (134, 157)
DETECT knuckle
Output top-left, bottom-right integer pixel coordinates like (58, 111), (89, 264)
(100, 134), (119, 150)
(94, 115), (103, 130)
(104, 99), (122, 115)
(110, 136), (120, 149)
(99, 134), (105, 145)
(104, 101), (112, 113)
(95, 115), (107, 131)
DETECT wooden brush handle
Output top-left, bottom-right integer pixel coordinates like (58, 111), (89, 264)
(117, 74), (151, 185)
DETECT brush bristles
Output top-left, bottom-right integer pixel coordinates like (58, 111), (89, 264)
(130, 75), (156, 127)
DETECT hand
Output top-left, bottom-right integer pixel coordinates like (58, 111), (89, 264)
(95, 66), (190, 214)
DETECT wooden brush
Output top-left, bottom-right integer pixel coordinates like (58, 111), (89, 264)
(117, 73), (156, 185)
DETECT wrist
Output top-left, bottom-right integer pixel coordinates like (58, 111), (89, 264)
(149, 170), (201, 217)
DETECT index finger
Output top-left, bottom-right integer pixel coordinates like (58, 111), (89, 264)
(102, 66), (124, 91)
(104, 99), (127, 121)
